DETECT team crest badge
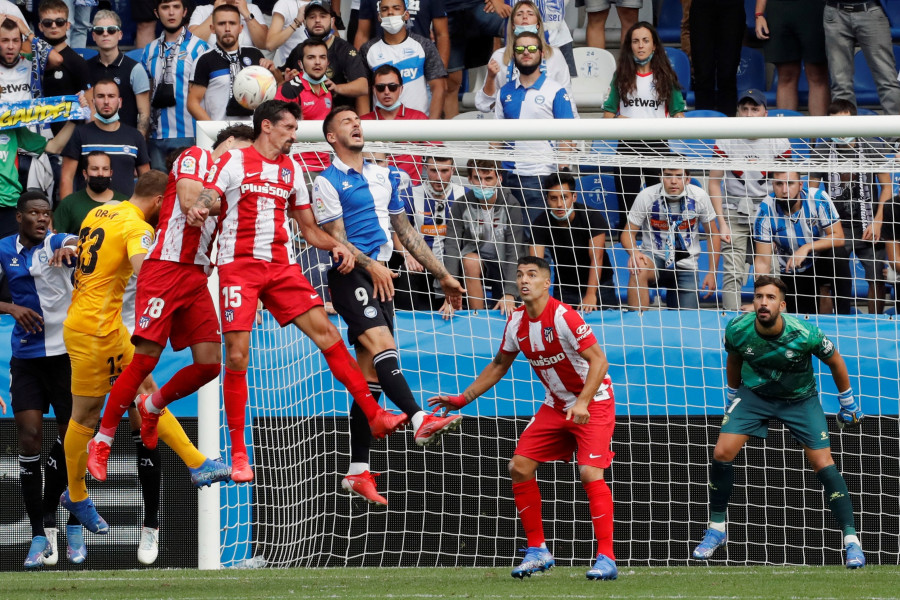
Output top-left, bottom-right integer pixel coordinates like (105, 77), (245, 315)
(139, 316), (151, 329)
(224, 309), (235, 323)
(543, 327), (554, 344)
(281, 167), (292, 184)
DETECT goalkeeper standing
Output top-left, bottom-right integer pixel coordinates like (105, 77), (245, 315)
(429, 256), (617, 581)
(693, 275), (865, 568)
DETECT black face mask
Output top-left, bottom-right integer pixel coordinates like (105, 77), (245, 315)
(43, 34), (67, 46)
(87, 175), (111, 194)
(516, 61), (539, 76)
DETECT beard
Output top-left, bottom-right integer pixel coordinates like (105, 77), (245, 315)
(516, 61), (540, 76)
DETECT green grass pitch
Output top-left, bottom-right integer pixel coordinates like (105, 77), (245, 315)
(5, 566), (900, 600)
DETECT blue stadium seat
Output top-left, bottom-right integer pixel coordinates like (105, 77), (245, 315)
(736, 47), (766, 93)
(766, 65), (810, 107)
(657, 0), (683, 43)
(664, 47), (693, 106)
(125, 47), (145, 62)
(669, 110), (725, 159)
(73, 47), (98, 60)
(852, 46), (900, 107)
(745, 0), (756, 30)
(856, 107), (880, 115)
(577, 174), (619, 229)
(886, 1), (900, 41)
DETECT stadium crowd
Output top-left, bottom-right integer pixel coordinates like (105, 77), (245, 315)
(0, 0), (887, 575)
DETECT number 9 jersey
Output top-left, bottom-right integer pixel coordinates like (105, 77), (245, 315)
(65, 201), (154, 337)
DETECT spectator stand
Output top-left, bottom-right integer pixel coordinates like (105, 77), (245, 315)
(571, 46), (616, 110)
(664, 46), (692, 107)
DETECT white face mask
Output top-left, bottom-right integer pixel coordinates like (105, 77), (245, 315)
(381, 15), (406, 34)
(831, 136), (856, 146)
(549, 205), (575, 221)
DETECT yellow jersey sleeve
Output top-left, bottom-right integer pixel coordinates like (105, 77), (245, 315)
(65, 202), (155, 337)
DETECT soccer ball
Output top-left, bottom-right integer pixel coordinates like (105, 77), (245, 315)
(233, 65), (277, 111)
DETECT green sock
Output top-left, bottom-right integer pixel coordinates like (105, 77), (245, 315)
(709, 460), (733, 524)
(816, 465), (857, 536)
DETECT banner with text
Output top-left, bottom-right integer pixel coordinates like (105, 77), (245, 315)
(0, 95), (87, 131)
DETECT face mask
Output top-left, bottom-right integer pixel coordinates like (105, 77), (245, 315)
(95, 111), (120, 124)
(549, 205), (575, 221)
(87, 175), (111, 194)
(381, 15), (405, 34)
(302, 71), (328, 85)
(472, 185), (496, 201)
(424, 179), (446, 198)
(634, 51), (653, 66)
(513, 24), (538, 36)
(44, 34), (67, 46)
(516, 61), (540, 76)
(831, 137), (856, 145)
(374, 97), (400, 111)
(303, 25), (333, 42)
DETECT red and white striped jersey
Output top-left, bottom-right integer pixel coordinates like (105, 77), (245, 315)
(501, 296), (612, 411)
(147, 146), (217, 271)
(204, 145), (310, 266)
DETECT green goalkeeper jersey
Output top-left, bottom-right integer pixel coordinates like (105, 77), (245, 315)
(724, 312), (836, 401)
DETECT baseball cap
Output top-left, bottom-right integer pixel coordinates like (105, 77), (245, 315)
(738, 89), (767, 108)
(305, 0), (333, 15)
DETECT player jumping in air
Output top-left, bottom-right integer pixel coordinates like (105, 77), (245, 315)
(314, 106), (467, 506)
(86, 125), (260, 487)
(429, 256), (618, 580)
(187, 100), (406, 483)
(692, 275), (865, 568)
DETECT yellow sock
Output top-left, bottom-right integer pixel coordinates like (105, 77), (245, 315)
(64, 420), (94, 502)
(156, 409), (205, 469)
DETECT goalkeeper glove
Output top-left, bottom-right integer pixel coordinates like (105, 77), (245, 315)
(837, 389), (864, 429)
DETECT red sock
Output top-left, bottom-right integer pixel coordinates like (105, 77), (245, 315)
(154, 363), (220, 411)
(98, 353), (159, 438)
(584, 479), (615, 560)
(512, 478), (545, 548)
(223, 367), (248, 455)
(322, 341), (380, 421)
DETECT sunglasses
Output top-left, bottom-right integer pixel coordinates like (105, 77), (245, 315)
(92, 25), (122, 35)
(513, 44), (541, 55)
(374, 83), (401, 92)
(41, 18), (68, 28)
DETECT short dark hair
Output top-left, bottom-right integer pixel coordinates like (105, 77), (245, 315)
(373, 64), (402, 84)
(133, 170), (168, 198)
(84, 150), (111, 166)
(518, 255), (551, 275)
(466, 158), (499, 174)
(424, 155), (453, 165)
(543, 172), (576, 193)
(214, 123), (255, 148)
(768, 160), (800, 180)
(17, 191), (51, 212)
(754, 274), (787, 298)
(827, 98), (857, 116)
(38, 0), (68, 17)
(322, 105), (357, 140)
(1, 19), (19, 31)
(93, 78), (120, 93)
(253, 100), (302, 140)
(155, 0), (184, 9)
(212, 3), (241, 19)
(298, 37), (329, 62)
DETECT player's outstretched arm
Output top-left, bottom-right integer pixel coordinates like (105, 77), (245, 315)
(821, 350), (863, 428)
(321, 217), (398, 301)
(428, 350), (517, 412)
(566, 344), (610, 424)
(390, 212), (466, 308)
(291, 208), (355, 273)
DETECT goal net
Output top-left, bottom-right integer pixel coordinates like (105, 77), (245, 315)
(196, 116), (900, 569)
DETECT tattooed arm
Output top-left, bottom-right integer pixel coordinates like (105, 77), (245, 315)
(186, 187), (222, 227)
(321, 217), (398, 301)
(391, 212), (466, 308)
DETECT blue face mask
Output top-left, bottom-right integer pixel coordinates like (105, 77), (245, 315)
(302, 71), (328, 85)
(472, 185), (496, 201)
(94, 111), (120, 124)
(374, 97), (400, 111)
(831, 137), (856, 145)
(513, 24), (538, 36)
(633, 51), (654, 66)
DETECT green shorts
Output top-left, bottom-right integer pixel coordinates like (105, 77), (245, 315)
(721, 386), (830, 449)
(764, 0), (827, 65)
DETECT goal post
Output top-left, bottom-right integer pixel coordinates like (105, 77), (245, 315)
(194, 116), (900, 569)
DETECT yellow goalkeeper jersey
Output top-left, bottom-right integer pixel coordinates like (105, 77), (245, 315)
(65, 201), (154, 337)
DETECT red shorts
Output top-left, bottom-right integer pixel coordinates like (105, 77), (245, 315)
(133, 260), (222, 351)
(515, 396), (616, 469)
(217, 260), (324, 332)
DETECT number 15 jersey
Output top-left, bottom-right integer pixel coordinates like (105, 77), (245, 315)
(65, 201), (154, 337)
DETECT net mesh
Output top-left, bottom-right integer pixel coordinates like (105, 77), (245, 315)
(206, 119), (900, 568)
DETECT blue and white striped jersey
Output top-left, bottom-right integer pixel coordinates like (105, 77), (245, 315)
(313, 158), (406, 261)
(753, 189), (841, 274)
(141, 28), (208, 140)
(0, 233), (75, 359)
